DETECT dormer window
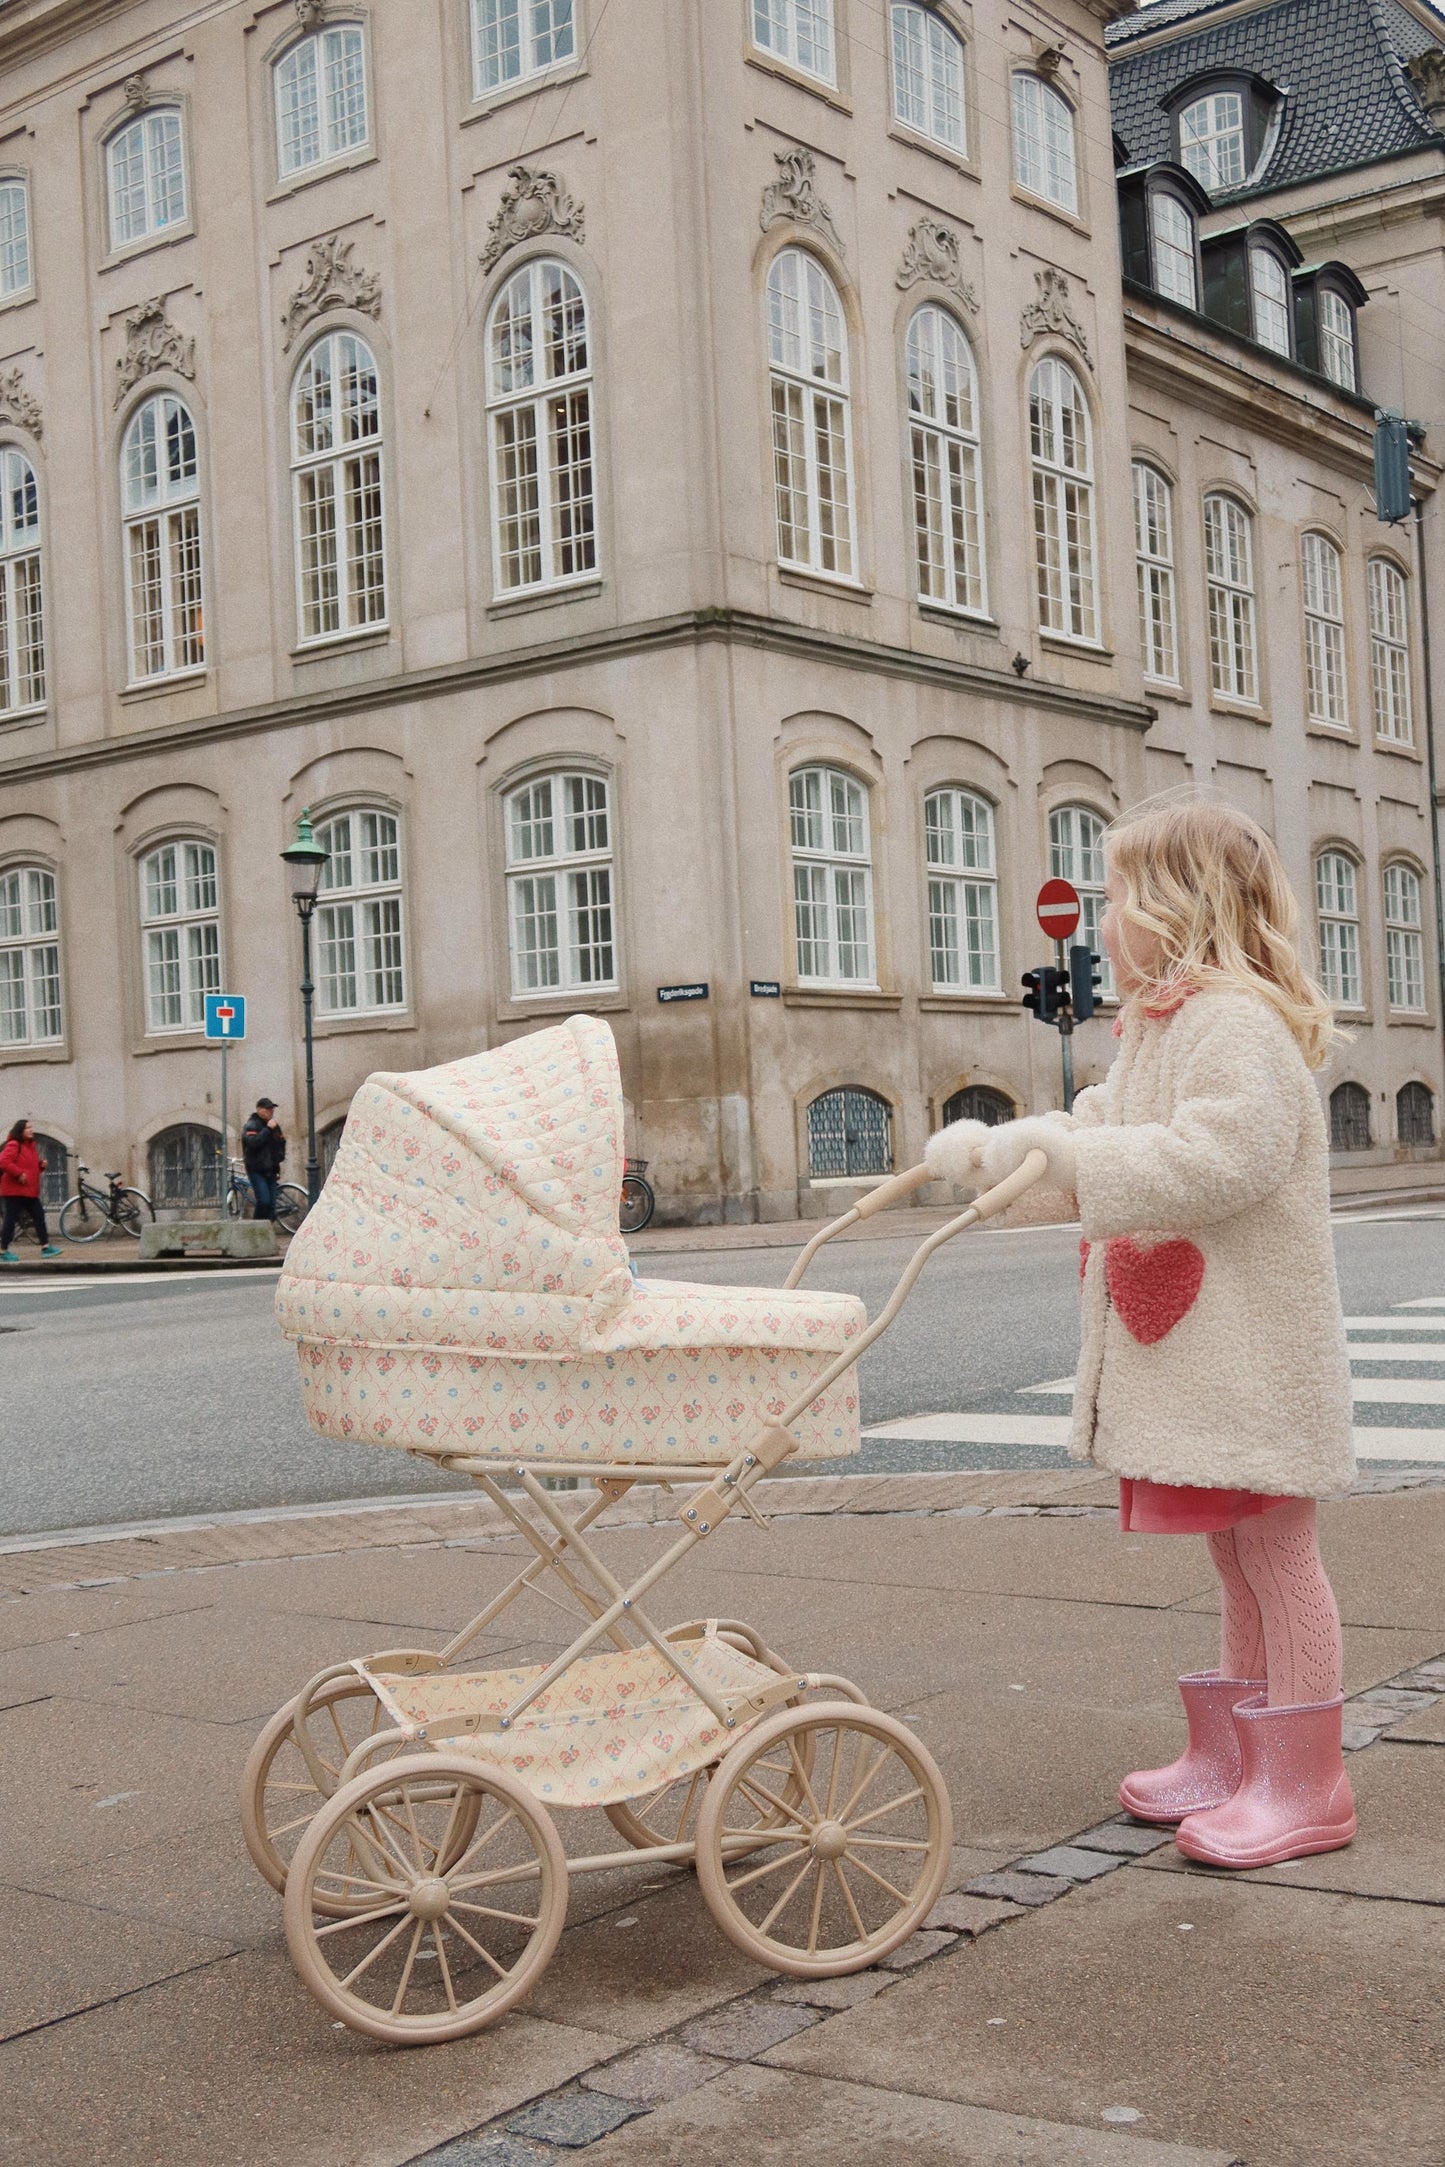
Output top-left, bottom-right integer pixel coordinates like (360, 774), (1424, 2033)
(1318, 288), (1357, 390)
(1293, 264), (1367, 393)
(1250, 246), (1292, 355)
(1180, 90), (1245, 190)
(1150, 190), (1197, 308)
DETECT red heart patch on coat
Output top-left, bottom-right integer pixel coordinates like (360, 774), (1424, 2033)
(1105, 1236), (1205, 1345)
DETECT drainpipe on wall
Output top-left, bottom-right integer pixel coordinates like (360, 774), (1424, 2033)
(1412, 494), (1445, 1130)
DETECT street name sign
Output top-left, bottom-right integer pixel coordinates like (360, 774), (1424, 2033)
(656, 983), (709, 1003)
(1035, 879), (1081, 943)
(205, 993), (247, 1041)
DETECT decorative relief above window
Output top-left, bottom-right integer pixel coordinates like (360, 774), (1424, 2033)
(896, 218), (977, 314)
(760, 147), (844, 255)
(1019, 266), (1091, 367)
(480, 165), (585, 276)
(113, 297), (196, 408)
(0, 368), (41, 440)
(280, 234), (381, 352)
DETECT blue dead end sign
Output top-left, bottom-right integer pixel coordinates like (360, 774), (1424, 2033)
(205, 993), (247, 1042)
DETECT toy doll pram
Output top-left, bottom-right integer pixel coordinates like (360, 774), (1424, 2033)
(244, 1016), (1045, 2043)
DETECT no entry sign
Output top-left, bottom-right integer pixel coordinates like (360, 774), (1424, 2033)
(1036, 878), (1081, 942)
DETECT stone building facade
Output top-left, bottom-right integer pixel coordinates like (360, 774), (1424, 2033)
(0, 0), (1439, 1224)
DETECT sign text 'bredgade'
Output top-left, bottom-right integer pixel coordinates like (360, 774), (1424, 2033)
(749, 980), (781, 998)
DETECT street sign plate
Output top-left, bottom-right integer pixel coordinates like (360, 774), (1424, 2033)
(205, 993), (247, 1041)
(656, 983), (709, 1003)
(1036, 879), (1081, 942)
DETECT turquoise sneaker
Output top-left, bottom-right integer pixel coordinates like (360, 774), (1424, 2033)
(0, 1250), (16, 1263)
(40, 1244), (61, 1257)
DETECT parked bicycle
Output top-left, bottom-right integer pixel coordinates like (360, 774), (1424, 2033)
(619, 1155), (655, 1234)
(59, 1165), (155, 1243)
(224, 1158), (309, 1236)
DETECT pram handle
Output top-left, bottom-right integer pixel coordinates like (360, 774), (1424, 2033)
(850, 1162), (934, 1219)
(785, 1147), (1047, 1292)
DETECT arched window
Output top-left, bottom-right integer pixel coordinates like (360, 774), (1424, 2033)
(140, 839), (220, 1033)
(276, 22), (368, 176)
(1203, 494), (1256, 701)
(1249, 246), (1292, 356)
(1133, 462), (1177, 683)
(1302, 533), (1347, 728)
(0, 446), (44, 712)
(472, 0), (576, 94)
(1179, 90), (1245, 190)
(314, 808), (405, 1015)
(1049, 805), (1113, 996)
(0, 177), (31, 297)
(891, 4), (965, 151)
(1328, 1082), (1371, 1153)
(503, 769), (615, 995)
(0, 864), (61, 1047)
(925, 788), (998, 992)
(1318, 288), (1357, 391)
(1397, 1080), (1435, 1147)
(1150, 191), (1197, 309)
(790, 765), (874, 987)
(319, 1116), (348, 1182)
(106, 108), (186, 249)
(1029, 357), (1096, 642)
(768, 249), (854, 581)
(149, 1122), (223, 1209)
(121, 394), (204, 682)
(292, 332), (386, 641)
(1012, 73), (1077, 214)
(753, 0), (835, 85)
(942, 1085), (1014, 1128)
(32, 1131), (67, 1210)
(906, 306), (984, 616)
(1315, 850), (1362, 1009)
(807, 1086), (892, 1180)
(1368, 559), (1412, 744)
(485, 259), (595, 594)
(1384, 862), (1425, 1014)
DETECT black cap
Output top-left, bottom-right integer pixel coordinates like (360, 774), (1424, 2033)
(255, 1097), (277, 1110)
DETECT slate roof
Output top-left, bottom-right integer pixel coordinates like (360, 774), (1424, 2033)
(1108, 0), (1445, 198)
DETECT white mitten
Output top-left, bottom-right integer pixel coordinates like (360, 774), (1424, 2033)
(923, 1117), (992, 1187)
(976, 1116), (1077, 1194)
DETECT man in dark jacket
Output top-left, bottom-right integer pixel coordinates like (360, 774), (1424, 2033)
(242, 1098), (286, 1221)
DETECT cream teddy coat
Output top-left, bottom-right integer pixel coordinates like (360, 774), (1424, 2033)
(981, 989), (1352, 1497)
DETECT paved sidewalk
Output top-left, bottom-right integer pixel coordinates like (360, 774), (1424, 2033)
(1, 1475), (1441, 2167)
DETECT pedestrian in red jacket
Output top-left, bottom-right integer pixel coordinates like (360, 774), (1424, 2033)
(0, 1118), (60, 1259)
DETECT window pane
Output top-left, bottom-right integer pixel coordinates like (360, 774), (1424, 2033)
(1013, 74), (1077, 213)
(1369, 561), (1413, 742)
(0, 180), (30, 295)
(276, 39), (321, 172)
(1318, 290), (1357, 390)
(1251, 249), (1291, 355)
(1180, 91), (1245, 190)
(1151, 193), (1197, 308)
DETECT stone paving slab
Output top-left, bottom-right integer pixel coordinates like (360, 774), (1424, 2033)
(578, 2041), (729, 2105)
(1385, 1696), (1445, 1742)
(0, 1884), (232, 2042)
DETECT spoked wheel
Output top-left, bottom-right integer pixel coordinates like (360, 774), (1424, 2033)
(284, 1753), (567, 2043)
(59, 1194), (105, 1243)
(273, 1184), (309, 1235)
(112, 1187), (153, 1237)
(696, 1703), (951, 1977)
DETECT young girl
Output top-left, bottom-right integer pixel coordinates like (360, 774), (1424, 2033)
(925, 801), (1357, 1868)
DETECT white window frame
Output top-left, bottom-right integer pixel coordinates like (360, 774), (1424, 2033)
(485, 257), (597, 596)
(121, 393), (205, 685)
(1368, 558), (1413, 744)
(139, 839), (221, 1035)
(0, 863), (62, 1048)
(1318, 288), (1357, 391)
(275, 22), (369, 179)
(1150, 190), (1197, 309)
(906, 305), (985, 618)
(1315, 850), (1363, 1009)
(1302, 531), (1348, 728)
(1179, 90), (1245, 191)
(472, 0), (576, 97)
(789, 764), (875, 988)
(1029, 356), (1097, 644)
(752, 0), (835, 85)
(891, 3), (966, 153)
(1133, 461), (1178, 685)
(1203, 493), (1257, 702)
(1049, 804), (1113, 997)
(1384, 862), (1426, 1014)
(925, 788), (999, 993)
(1011, 73), (1078, 216)
(767, 247), (856, 583)
(503, 769), (617, 997)
(0, 176), (32, 300)
(314, 807), (407, 1018)
(0, 445), (45, 714)
(1250, 247), (1292, 356)
(291, 331), (387, 644)
(106, 108), (187, 252)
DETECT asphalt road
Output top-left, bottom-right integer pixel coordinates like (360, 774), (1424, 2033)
(1, 1208), (1441, 1539)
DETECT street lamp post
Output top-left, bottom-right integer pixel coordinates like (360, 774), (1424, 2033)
(280, 809), (331, 1206)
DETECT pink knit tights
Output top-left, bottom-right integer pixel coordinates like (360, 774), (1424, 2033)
(1206, 1500), (1343, 1706)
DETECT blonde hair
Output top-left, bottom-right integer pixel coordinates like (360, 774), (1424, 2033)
(1105, 799), (1337, 1069)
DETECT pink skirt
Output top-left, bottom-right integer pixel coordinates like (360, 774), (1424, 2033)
(1118, 1477), (1289, 1536)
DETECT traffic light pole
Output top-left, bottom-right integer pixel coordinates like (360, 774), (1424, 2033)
(1055, 939), (1075, 1112)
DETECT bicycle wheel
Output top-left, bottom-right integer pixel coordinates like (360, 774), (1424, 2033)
(224, 1181), (246, 1221)
(619, 1175), (655, 1235)
(273, 1185), (309, 1236)
(112, 1188), (153, 1239)
(59, 1192), (105, 1243)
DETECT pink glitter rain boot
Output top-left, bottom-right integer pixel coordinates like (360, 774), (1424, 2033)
(1119, 1672), (1263, 1824)
(1175, 1692), (1356, 1868)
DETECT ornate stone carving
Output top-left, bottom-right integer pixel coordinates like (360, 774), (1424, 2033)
(1406, 47), (1445, 123)
(896, 218), (978, 314)
(113, 297), (196, 407)
(759, 147), (844, 255)
(480, 165), (585, 276)
(295, 0), (328, 23)
(280, 235), (382, 351)
(1019, 266), (1092, 367)
(0, 367), (41, 440)
(1034, 42), (1066, 80)
(122, 74), (150, 112)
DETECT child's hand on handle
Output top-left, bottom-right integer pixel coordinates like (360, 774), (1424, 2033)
(976, 1117), (1076, 1194)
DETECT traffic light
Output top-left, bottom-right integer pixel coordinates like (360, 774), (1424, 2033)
(1022, 966), (1068, 1023)
(1069, 945), (1104, 1022)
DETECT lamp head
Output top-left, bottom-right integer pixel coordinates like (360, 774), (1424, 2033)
(281, 808), (330, 910)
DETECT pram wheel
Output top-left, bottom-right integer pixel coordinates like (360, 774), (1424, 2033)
(284, 1753), (567, 2043)
(696, 1704), (951, 1978)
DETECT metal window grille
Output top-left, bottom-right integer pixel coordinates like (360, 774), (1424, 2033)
(941, 1087), (1014, 1127)
(1397, 1081), (1435, 1147)
(807, 1087), (893, 1179)
(1329, 1083), (1371, 1153)
(32, 1133), (66, 1212)
(149, 1123), (223, 1208)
